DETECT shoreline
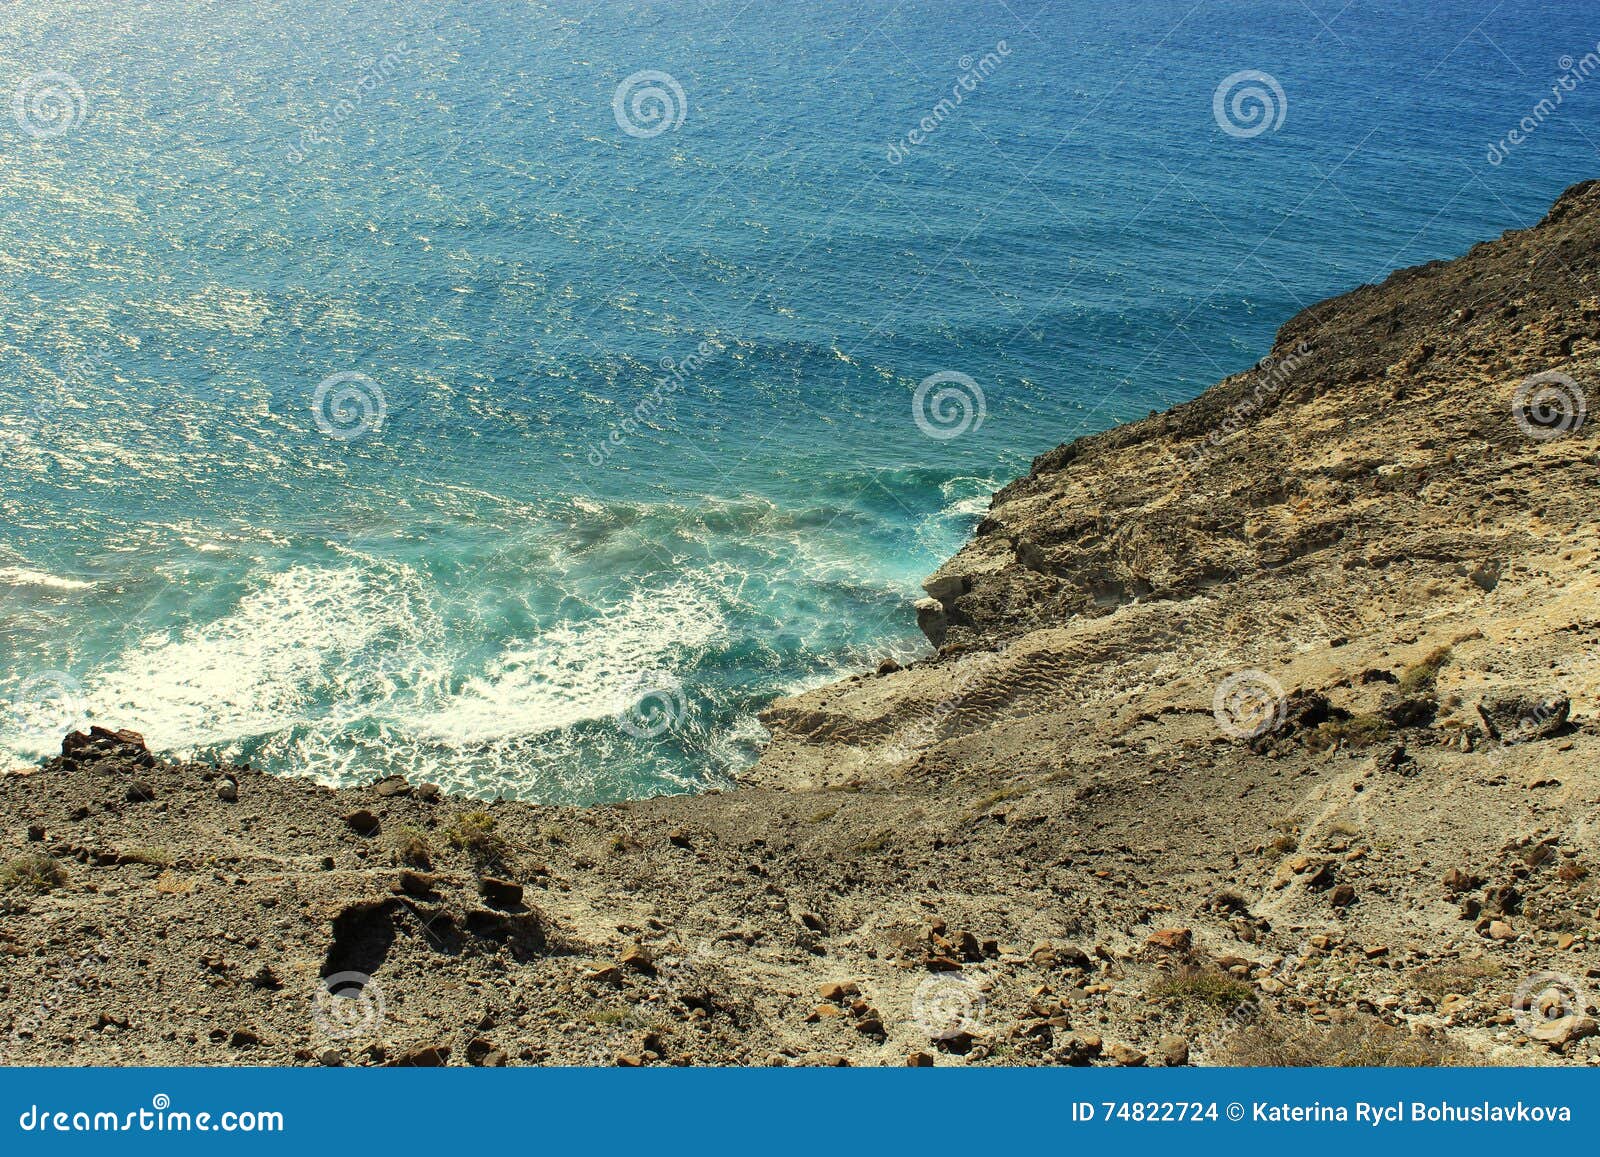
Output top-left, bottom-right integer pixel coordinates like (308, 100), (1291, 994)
(4, 180), (1599, 1066)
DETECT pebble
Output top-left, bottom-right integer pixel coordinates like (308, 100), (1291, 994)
(216, 781), (238, 803)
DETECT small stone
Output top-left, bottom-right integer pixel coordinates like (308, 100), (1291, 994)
(216, 781), (238, 803)
(414, 784), (442, 803)
(343, 809), (380, 836)
(372, 775), (411, 798)
(614, 1054), (643, 1067)
(1157, 1035), (1189, 1066)
(804, 1004), (842, 1022)
(667, 829), (693, 849)
(819, 981), (859, 1002)
(1105, 1042), (1146, 1067)
(26, 824), (44, 842)
(586, 965), (623, 986)
(389, 1043), (450, 1067)
(877, 659), (902, 676)
(1487, 920), (1516, 941)
(619, 943), (655, 973)
(229, 1028), (260, 1048)
(124, 781), (156, 803)
(906, 1051), (934, 1066)
(1330, 883), (1356, 908)
(1145, 927), (1192, 953)
(478, 876), (523, 909)
(855, 1017), (887, 1039)
(318, 1049), (344, 1067)
(1363, 944), (1389, 958)
(1442, 868), (1480, 893)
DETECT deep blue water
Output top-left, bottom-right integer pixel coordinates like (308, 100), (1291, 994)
(1, 0), (1595, 800)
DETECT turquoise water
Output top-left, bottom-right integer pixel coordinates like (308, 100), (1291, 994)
(1, 0), (1594, 800)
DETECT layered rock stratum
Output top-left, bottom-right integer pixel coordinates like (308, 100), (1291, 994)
(4, 181), (1600, 1067)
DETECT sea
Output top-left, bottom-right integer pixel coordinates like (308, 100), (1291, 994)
(1, 0), (1593, 801)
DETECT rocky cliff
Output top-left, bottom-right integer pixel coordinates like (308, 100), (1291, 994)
(4, 181), (1599, 1067)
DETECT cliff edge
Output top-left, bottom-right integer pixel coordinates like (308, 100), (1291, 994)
(4, 181), (1599, 1067)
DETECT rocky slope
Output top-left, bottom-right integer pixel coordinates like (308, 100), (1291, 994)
(4, 181), (1600, 1067)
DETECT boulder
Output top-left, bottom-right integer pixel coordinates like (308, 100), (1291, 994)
(1476, 689), (1569, 741)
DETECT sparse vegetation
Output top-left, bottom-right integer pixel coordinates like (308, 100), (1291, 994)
(0, 855), (67, 894)
(1264, 832), (1299, 861)
(1305, 712), (1391, 751)
(1398, 645), (1452, 695)
(443, 811), (508, 867)
(387, 826), (434, 869)
(1411, 955), (1503, 996)
(1150, 967), (1256, 1010)
(1218, 1013), (1474, 1066)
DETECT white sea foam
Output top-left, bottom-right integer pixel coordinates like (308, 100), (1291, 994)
(0, 566), (97, 591)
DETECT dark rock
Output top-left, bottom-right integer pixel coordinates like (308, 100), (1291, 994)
(343, 809), (380, 836)
(1442, 868), (1482, 894)
(906, 1051), (935, 1066)
(216, 780), (238, 803)
(124, 782), (156, 803)
(1330, 883), (1356, 908)
(415, 784), (442, 803)
(465, 1037), (509, 1066)
(26, 825), (44, 842)
(1477, 689), (1569, 741)
(228, 1028), (260, 1048)
(372, 776), (411, 798)
(1386, 697), (1437, 728)
(478, 876), (523, 909)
